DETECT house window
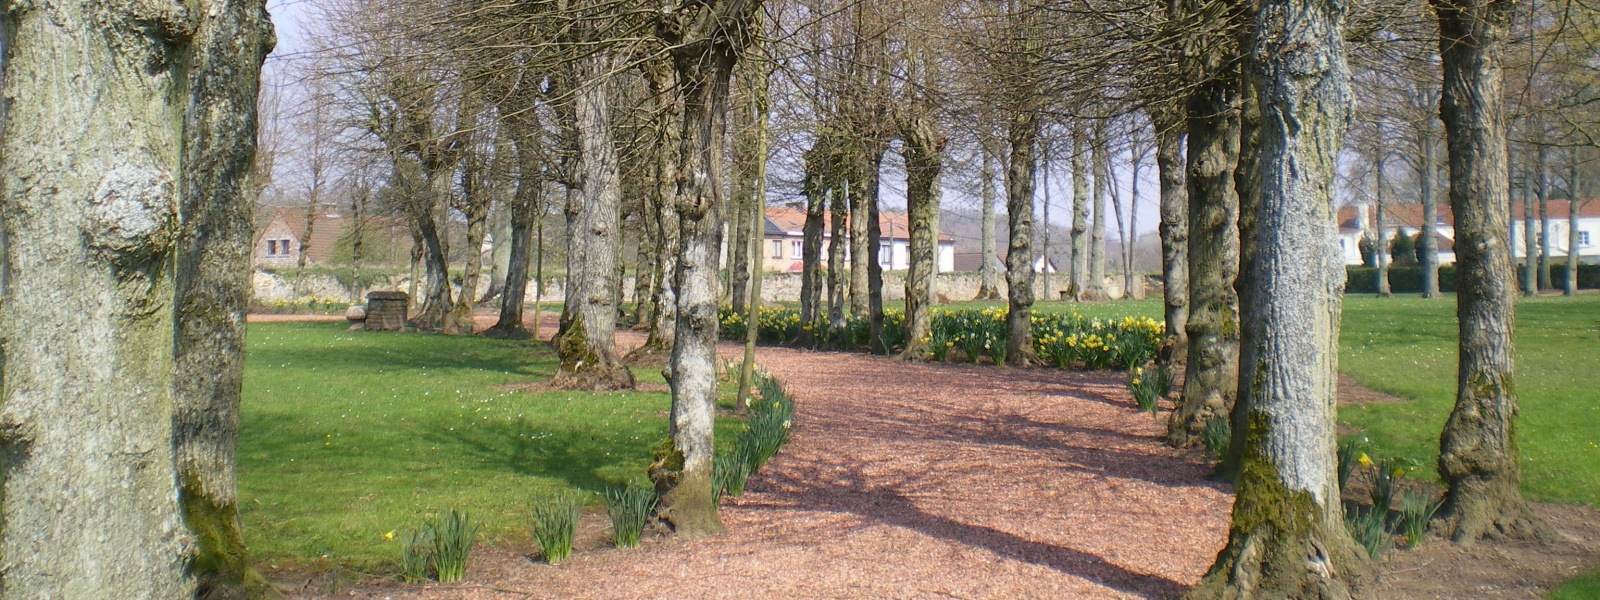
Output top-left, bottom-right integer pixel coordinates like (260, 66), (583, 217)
(791, 240), (803, 258)
(1582, 231), (1593, 247)
(879, 244), (891, 265)
(267, 240), (278, 256)
(769, 240), (782, 259)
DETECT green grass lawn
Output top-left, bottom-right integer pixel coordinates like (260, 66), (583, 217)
(239, 322), (738, 570)
(1548, 569), (1600, 599)
(1338, 294), (1600, 507)
(954, 294), (1600, 505)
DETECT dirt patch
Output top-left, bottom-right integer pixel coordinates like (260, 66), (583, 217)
(1376, 502), (1600, 599)
(1338, 373), (1410, 406)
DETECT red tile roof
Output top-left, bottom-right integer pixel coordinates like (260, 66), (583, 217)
(765, 206), (953, 242)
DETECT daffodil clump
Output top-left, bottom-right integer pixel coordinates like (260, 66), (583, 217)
(1126, 365), (1176, 416)
(1032, 313), (1164, 371)
(717, 306), (807, 342)
(260, 296), (351, 315)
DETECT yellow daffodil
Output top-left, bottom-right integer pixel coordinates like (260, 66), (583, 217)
(1357, 453), (1373, 467)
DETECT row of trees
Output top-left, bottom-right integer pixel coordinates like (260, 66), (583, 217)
(2, 0), (1594, 596)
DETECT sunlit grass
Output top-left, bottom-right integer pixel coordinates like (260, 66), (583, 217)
(955, 293), (1600, 505)
(239, 322), (739, 570)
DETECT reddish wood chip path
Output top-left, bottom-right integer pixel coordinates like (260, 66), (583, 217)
(315, 324), (1233, 600)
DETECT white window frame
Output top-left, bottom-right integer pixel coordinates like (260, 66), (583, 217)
(1581, 231), (1593, 247)
(769, 240), (782, 259)
(791, 240), (803, 258)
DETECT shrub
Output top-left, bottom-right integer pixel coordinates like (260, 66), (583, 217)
(714, 451), (753, 501)
(1398, 487), (1440, 548)
(603, 485), (656, 549)
(1345, 504), (1393, 561)
(1127, 366), (1172, 417)
(529, 494), (581, 564)
(1202, 415), (1231, 456)
(740, 372), (795, 471)
(398, 528), (433, 583)
(427, 509), (479, 583)
(1337, 439), (1361, 490)
(1369, 458), (1405, 513)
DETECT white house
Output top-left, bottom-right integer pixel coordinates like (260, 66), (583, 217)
(758, 206), (957, 273)
(1336, 199), (1600, 267)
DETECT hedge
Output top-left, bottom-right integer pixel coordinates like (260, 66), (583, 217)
(1345, 263), (1600, 294)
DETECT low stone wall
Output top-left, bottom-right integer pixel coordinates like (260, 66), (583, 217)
(252, 268), (1153, 307)
(756, 272), (1152, 304)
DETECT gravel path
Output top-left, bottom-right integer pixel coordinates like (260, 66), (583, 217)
(306, 318), (1234, 600)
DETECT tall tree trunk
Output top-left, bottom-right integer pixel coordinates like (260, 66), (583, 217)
(1566, 151), (1582, 296)
(1070, 125), (1091, 300)
(641, 60), (683, 356)
(730, 67), (763, 316)
(1187, 2), (1374, 597)
(1170, 55), (1243, 448)
(489, 124), (542, 338)
(1521, 157), (1537, 296)
(1223, 75), (1262, 480)
(1, 1), (275, 597)
(977, 144), (1002, 300)
(554, 51), (634, 391)
(1154, 112), (1190, 365)
(1420, 126), (1444, 298)
(865, 148), (889, 354)
(1536, 149), (1551, 292)
(736, 34), (771, 413)
(489, 204), (513, 300)
(799, 143), (828, 346)
(1431, 0), (1551, 544)
(850, 168), (873, 314)
(1088, 123), (1109, 300)
(827, 186), (848, 339)
(174, 2), (280, 597)
(651, 0), (759, 538)
(899, 117), (945, 359)
(458, 145), (493, 312)
(1375, 146), (1392, 297)
(1042, 145), (1053, 301)
(415, 173), (459, 334)
(1005, 112), (1039, 364)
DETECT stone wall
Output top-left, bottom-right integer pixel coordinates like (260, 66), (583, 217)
(252, 268), (1153, 308)
(756, 272), (1150, 304)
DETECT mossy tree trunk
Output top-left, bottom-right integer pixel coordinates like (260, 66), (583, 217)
(1224, 79), (1262, 480)
(554, 51), (634, 391)
(1187, 1), (1373, 597)
(1431, 0), (1551, 544)
(1169, 29), (1243, 448)
(641, 57), (684, 355)
(2, 1), (276, 597)
(899, 115), (945, 360)
(175, 1), (281, 597)
(1005, 111), (1039, 364)
(1153, 110), (1190, 366)
(651, 0), (762, 537)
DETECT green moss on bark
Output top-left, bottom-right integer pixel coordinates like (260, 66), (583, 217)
(181, 480), (281, 600)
